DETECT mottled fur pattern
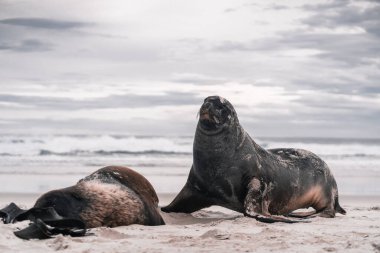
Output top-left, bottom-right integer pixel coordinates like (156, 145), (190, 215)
(77, 180), (145, 228)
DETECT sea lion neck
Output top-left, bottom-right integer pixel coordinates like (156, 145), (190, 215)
(194, 121), (245, 155)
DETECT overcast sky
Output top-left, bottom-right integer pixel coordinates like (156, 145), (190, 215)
(0, 0), (379, 138)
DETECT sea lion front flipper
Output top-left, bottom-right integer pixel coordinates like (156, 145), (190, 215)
(161, 182), (213, 213)
(14, 219), (52, 240)
(0, 203), (27, 224)
(14, 218), (87, 240)
(13, 207), (87, 240)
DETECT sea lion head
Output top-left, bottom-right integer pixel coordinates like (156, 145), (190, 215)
(198, 95), (238, 134)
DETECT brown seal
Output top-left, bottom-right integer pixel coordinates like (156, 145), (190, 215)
(35, 166), (165, 228)
(162, 96), (346, 223)
(1, 166), (164, 239)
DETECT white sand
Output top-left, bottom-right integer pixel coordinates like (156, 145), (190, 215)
(0, 194), (379, 253)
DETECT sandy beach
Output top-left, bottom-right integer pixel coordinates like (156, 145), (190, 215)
(1, 0), (380, 251)
(0, 193), (379, 253)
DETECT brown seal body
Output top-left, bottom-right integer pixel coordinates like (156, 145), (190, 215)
(162, 96), (346, 223)
(34, 166), (164, 227)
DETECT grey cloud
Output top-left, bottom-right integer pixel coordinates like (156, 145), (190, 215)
(291, 75), (380, 95)
(0, 117), (198, 136)
(214, 0), (380, 69)
(238, 95), (380, 138)
(282, 33), (379, 69)
(0, 39), (52, 52)
(214, 31), (380, 68)
(170, 73), (226, 85)
(214, 41), (252, 51)
(242, 116), (380, 138)
(266, 4), (289, 10)
(224, 8), (236, 13)
(0, 17), (90, 53)
(0, 92), (202, 111)
(360, 86), (380, 94)
(223, 2), (287, 14)
(292, 96), (379, 114)
(302, 0), (349, 11)
(0, 18), (92, 30)
(302, 1), (380, 37)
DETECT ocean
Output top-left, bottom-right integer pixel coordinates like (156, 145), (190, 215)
(0, 134), (379, 196)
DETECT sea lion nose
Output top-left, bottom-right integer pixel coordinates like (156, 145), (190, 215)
(201, 102), (213, 114)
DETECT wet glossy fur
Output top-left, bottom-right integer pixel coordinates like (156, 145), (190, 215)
(162, 96), (346, 222)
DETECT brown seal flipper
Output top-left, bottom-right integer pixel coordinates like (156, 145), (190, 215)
(0, 203), (27, 224)
(14, 218), (86, 240)
(1, 205), (87, 240)
(161, 180), (214, 213)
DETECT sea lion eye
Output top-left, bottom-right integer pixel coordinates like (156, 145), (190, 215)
(221, 106), (231, 119)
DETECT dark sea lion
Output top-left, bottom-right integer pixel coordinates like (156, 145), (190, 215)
(1, 166), (164, 239)
(162, 96), (346, 223)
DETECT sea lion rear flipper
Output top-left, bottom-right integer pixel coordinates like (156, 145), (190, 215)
(161, 182), (212, 213)
(244, 212), (309, 223)
(286, 210), (317, 218)
(334, 195), (346, 215)
(0, 203), (27, 224)
(244, 199), (311, 223)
